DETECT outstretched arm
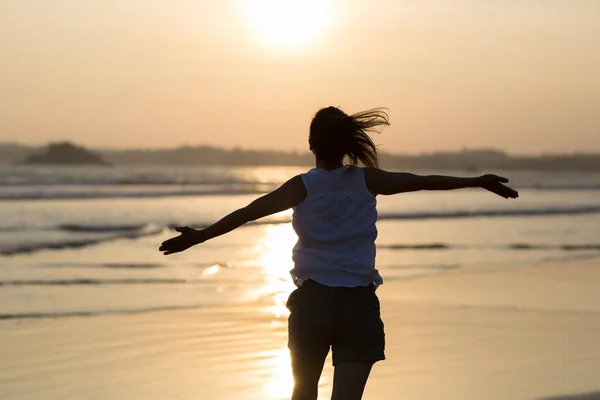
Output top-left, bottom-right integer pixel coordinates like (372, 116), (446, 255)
(159, 175), (307, 255)
(364, 168), (519, 199)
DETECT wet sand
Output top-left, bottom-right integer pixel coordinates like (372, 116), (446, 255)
(1, 259), (600, 400)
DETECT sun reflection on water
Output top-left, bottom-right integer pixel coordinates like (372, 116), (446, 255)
(260, 347), (294, 399)
(252, 221), (298, 318)
(250, 221), (299, 398)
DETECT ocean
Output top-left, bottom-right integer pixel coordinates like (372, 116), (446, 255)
(2, 164), (600, 320)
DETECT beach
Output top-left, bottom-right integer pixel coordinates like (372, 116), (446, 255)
(2, 165), (600, 399)
(3, 0), (600, 396)
(2, 257), (599, 400)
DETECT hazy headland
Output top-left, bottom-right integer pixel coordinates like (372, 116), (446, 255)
(3, 142), (600, 172)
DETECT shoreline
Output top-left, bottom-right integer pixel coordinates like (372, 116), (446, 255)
(1, 258), (599, 399)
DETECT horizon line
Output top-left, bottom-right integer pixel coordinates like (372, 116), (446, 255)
(2, 140), (600, 158)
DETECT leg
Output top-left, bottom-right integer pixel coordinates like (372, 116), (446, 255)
(287, 283), (335, 400)
(290, 346), (329, 400)
(330, 286), (384, 400)
(331, 362), (373, 400)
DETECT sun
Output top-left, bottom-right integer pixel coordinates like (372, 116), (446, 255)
(247, 0), (333, 50)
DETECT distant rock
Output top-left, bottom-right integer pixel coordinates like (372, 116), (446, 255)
(0, 143), (36, 164)
(21, 142), (111, 166)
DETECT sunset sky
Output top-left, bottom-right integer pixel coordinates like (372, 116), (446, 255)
(1, 0), (599, 154)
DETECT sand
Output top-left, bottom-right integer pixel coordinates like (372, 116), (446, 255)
(1, 259), (600, 400)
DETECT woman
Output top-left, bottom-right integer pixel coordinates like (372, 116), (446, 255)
(159, 106), (519, 399)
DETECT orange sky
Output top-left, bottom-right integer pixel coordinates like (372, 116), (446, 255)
(1, 0), (599, 154)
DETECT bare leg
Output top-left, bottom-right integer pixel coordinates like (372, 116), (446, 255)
(330, 362), (373, 400)
(290, 348), (329, 400)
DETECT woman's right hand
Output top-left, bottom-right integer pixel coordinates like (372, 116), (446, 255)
(478, 174), (519, 199)
(159, 226), (204, 255)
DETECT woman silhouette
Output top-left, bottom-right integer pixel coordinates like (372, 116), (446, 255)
(159, 106), (518, 400)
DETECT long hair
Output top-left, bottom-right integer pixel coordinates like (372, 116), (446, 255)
(309, 106), (389, 168)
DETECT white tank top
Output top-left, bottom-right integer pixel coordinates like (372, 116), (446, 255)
(290, 165), (383, 287)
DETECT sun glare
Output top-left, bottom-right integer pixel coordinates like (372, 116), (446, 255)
(251, 222), (297, 317)
(262, 348), (295, 399)
(247, 0), (333, 50)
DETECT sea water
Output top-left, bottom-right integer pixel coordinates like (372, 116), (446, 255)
(1, 165), (599, 319)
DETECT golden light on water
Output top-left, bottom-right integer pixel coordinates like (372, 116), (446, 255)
(261, 348), (295, 399)
(201, 264), (221, 277)
(253, 221), (297, 318)
(246, 0), (333, 50)
(250, 222), (299, 398)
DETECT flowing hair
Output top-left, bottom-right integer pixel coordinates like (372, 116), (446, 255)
(309, 106), (389, 168)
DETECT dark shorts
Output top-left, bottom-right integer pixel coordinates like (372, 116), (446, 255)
(286, 279), (385, 366)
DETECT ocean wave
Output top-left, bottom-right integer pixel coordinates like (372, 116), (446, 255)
(540, 392), (600, 400)
(380, 263), (461, 270)
(378, 206), (600, 220)
(1, 238), (112, 255)
(5, 228), (599, 259)
(527, 185), (600, 191)
(37, 262), (224, 269)
(0, 278), (196, 286)
(189, 205), (600, 227)
(0, 187), (271, 201)
(2, 178), (600, 190)
(59, 223), (153, 233)
(3, 210), (600, 256)
(38, 262), (165, 269)
(378, 243), (451, 249)
(80, 262), (164, 269)
(3, 202), (600, 256)
(1, 225), (162, 256)
(0, 296), (272, 321)
(0, 225), (27, 232)
(510, 243), (600, 251)
(0, 223), (159, 234)
(0, 177), (265, 186)
(379, 242), (600, 251)
(2, 181), (600, 201)
(0, 305), (208, 321)
(49, 205), (600, 237)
